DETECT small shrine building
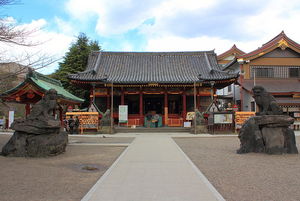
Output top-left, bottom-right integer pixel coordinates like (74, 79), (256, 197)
(0, 70), (84, 120)
(69, 51), (238, 127)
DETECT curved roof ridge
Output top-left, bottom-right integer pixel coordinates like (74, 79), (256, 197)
(240, 31), (300, 59)
(217, 44), (245, 60)
(31, 71), (62, 87)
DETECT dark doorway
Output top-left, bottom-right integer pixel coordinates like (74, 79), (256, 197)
(144, 95), (164, 114)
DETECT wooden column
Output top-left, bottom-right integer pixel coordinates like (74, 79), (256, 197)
(90, 86), (94, 105)
(182, 91), (186, 121)
(107, 95), (110, 110)
(121, 88), (125, 105)
(25, 103), (31, 116)
(139, 90), (143, 117)
(164, 90), (168, 126)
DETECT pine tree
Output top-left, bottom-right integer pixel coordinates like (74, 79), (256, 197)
(51, 33), (101, 107)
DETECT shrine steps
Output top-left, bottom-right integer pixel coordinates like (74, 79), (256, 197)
(114, 126), (191, 133)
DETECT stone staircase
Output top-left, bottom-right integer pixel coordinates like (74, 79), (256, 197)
(115, 126), (191, 133)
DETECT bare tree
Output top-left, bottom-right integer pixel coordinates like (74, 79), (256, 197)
(0, 0), (60, 84)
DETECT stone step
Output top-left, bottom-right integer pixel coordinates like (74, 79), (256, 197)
(115, 126), (191, 133)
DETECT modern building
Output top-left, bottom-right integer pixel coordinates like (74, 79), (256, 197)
(69, 51), (238, 127)
(237, 31), (300, 116)
(217, 31), (300, 122)
(216, 45), (245, 110)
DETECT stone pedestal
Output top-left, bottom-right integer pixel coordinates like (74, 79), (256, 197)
(237, 115), (298, 155)
(99, 126), (115, 134)
(2, 130), (68, 157)
(190, 125), (208, 134)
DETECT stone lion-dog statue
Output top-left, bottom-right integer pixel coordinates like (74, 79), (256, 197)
(252, 85), (283, 116)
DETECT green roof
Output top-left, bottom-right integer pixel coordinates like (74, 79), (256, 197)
(1, 70), (84, 103)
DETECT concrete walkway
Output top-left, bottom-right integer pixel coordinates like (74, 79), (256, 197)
(82, 134), (224, 201)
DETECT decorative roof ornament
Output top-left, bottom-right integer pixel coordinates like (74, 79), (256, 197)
(277, 39), (289, 50)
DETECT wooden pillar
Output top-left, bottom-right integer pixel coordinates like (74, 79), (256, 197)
(121, 88), (125, 105)
(90, 86), (94, 105)
(182, 91), (186, 121)
(139, 90), (143, 117)
(107, 95), (110, 110)
(164, 90), (168, 126)
(25, 103), (31, 116)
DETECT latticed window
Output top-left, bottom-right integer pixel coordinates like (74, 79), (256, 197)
(250, 66), (300, 79)
(255, 68), (274, 78)
(289, 68), (300, 78)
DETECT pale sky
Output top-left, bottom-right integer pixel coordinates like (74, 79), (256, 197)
(1, 0), (300, 74)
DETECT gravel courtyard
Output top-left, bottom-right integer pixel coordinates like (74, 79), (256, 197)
(174, 136), (300, 201)
(0, 134), (131, 201)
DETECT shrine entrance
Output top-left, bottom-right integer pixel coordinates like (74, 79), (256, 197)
(144, 95), (164, 115)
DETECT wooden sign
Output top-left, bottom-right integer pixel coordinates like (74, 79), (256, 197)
(235, 111), (255, 129)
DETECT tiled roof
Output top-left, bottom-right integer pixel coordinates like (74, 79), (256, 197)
(69, 51), (238, 83)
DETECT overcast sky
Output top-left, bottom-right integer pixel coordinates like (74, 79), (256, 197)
(1, 0), (300, 74)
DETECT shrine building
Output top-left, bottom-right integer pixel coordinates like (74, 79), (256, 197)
(69, 51), (238, 127)
(0, 70), (84, 121)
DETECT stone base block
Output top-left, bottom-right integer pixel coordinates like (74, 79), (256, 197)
(98, 126), (115, 134)
(1, 131), (68, 157)
(190, 125), (208, 134)
(261, 127), (285, 154)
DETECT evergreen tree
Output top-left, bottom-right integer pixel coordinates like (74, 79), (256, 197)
(51, 33), (101, 108)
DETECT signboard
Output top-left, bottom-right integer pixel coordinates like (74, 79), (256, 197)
(235, 111), (255, 129)
(184, 122), (191, 127)
(214, 113), (233, 124)
(119, 105), (128, 123)
(186, 112), (195, 120)
(8, 111), (14, 128)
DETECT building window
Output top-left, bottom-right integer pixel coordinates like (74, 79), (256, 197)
(254, 68), (274, 78)
(228, 85), (232, 93)
(289, 68), (300, 78)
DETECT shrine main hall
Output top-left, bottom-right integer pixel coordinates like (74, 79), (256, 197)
(69, 51), (238, 127)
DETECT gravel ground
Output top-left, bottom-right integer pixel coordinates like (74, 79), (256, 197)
(174, 136), (300, 201)
(0, 135), (127, 201)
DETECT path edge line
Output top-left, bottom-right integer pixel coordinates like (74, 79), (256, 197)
(81, 138), (136, 201)
(171, 137), (226, 201)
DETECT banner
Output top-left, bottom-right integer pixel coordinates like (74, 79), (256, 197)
(8, 111), (14, 128)
(119, 105), (128, 123)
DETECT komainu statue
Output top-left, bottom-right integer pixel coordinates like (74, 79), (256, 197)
(1, 89), (68, 157)
(252, 86), (283, 115)
(99, 109), (114, 134)
(237, 86), (298, 155)
(27, 88), (58, 121)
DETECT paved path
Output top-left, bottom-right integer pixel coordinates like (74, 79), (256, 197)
(82, 134), (224, 201)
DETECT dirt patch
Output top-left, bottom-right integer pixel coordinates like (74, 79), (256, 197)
(0, 134), (127, 201)
(174, 136), (300, 201)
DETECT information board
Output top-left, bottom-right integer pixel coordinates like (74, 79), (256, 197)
(119, 105), (128, 123)
(235, 111), (255, 129)
(214, 113), (233, 124)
